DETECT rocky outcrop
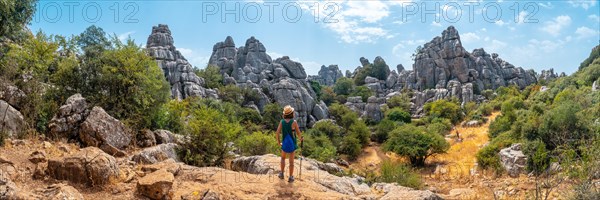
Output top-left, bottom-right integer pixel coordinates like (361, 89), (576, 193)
(146, 24), (217, 100)
(308, 65), (344, 86)
(208, 36), (327, 128)
(499, 143), (527, 178)
(131, 143), (179, 164)
(373, 183), (443, 200)
(48, 94), (90, 140)
(345, 96), (384, 123)
(136, 129), (156, 148)
(137, 169), (174, 200)
(0, 169), (19, 199)
(79, 106), (131, 157)
(0, 100), (26, 138)
(593, 81), (598, 91)
(538, 68), (558, 82)
(47, 147), (120, 186)
(33, 184), (84, 200)
(153, 129), (176, 144)
(0, 82), (25, 109)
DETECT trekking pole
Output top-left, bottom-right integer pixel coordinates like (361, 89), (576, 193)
(299, 139), (303, 180)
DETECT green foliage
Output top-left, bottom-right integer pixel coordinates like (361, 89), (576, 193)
(328, 103), (351, 122)
(423, 99), (462, 124)
(309, 80), (322, 100)
(349, 120), (370, 146)
(538, 103), (589, 150)
(370, 60), (390, 80)
(340, 112), (359, 130)
(77, 25), (111, 57)
(238, 108), (262, 125)
(312, 120), (343, 139)
(334, 77), (354, 95)
(384, 125), (449, 166)
(353, 65), (371, 85)
(378, 160), (422, 189)
(321, 86), (336, 105)
(195, 65), (223, 89)
(153, 100), (186, 133)
(579, 45), (600, 70)
(476, 132), (516, 171)
(574, 57), (600, 86)
(236, 131), (279, 156)
(262, 103), (282, 130)
(386, 108), (411, 123)
(302, 131), (337, 162)
(339, 136), (361, 160)
(351, 86), (373, 102)
(386, 94), (412, 112)
(427, 121), (452, 136)
(488, 113), (515, 138)
(177, 98), (244, 167)
(375, 119), (396, 143)
(218, 84), (243, 104)
(523, 140), (550, 175)
(0, 0), (37, 40)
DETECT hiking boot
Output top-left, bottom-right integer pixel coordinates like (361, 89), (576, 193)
(288, 175), (295, 183)
(278, 172), (284, 179)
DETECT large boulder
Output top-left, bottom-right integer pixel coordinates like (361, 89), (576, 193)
(0, 169), (19, 199)
(372, 183), (443, 200)
(364, 96), (384, 123)
(230, 154), (277, 174)
(499, 143), (527, 177)
(153, 129), (176, 144)
(137, 169), (174, 200)
(48, 94), (90, 140)
(33, 184), (84, 200)
(308, 65), (343, 86)
(131, 143), (180, 164)
(47, 147), (120, 186)
(272, 78), (316, 129)
(136, 129), (156, 148)
(275, 56), (307, 79)
(0, 100), (26, 138)
(79, 106), (131, 156)
(0, 82), (25, 109)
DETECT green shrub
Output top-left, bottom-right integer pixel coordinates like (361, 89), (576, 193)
(427, 121), (452, 136)
(236, 131), (279, 156)
(309, 81), (322, 100)
(523, 140), (550, 175)
(238, 108), (262, 125)
(476, 145), (502, 171)
(302, 131), (337, 162)
(379, 160), (422, 189)
(340, 112), (359, 130)
(321, 86), (337, 105)
(349, 120), (370, 146)
(195, 65), (223, 89)
(375, 119), (396, 143)
(351, 86), (373, 102)
(262, 103), (282, 130)
(312, 120), (343, 139)
(218, 84), (243, 104)
(384, 125), (449, 166)
(339, 136), (362, 160)
(328, 103), (351, 122)
(488, 113), (514, 138)
(386, 94), (412, 113)
(423, 99), (462, 124)
(386, 108), (411, 123)
(334, 77), (354, 95)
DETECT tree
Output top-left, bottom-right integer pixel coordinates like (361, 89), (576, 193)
(262, 103), (282, 130)
(77, 25), (111, 57)
(375, 119), (396, 143)
(339, 136), (361, 160)
(386, 108), (411, 123)
(349, 120), (370, 146)
(351, 86), (373, 102)
(0, 0), (37, 41)
(384, 125), (449, 166)
(312, 120), (343, 140)
(334, 77), (354, 95)
(387, 94), (412, 112)
(423, 99), (462, 124)
(353, 64), (372, 85)
(195, 65), (223, 89)
(321, 86), (337, 105)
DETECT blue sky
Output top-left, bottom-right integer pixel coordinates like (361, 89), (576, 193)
(30, 0), (599, 75)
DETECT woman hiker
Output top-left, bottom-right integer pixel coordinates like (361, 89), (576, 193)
(276, 105), (303, 183)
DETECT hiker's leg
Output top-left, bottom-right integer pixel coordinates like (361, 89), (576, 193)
(280, 151), (286, 173)
(288, 151), (295, 177)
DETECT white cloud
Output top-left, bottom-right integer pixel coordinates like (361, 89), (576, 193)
(568, 0), (597, 10)
(117, 31), (135, 41)
(589, 14), (600, 22)
(297, 0), (408, 44)
(495, 20), (506, 26)
(538, 2), (553, 9)
(516, 11), (527, 24)
(178, 48), (210, 68)
(575, 26), (599, 39)
(541, 15), (571, 36)
(431, 21), (442, 27)
(485, 39), (507, 53)
(461, 32), (481, 44)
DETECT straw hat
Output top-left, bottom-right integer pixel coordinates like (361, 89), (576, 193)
(283, 105), (295, 116)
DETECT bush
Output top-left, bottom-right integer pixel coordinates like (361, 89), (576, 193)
(523, 140), (550, 175)
(427, 121), (452, 136)
(153, 100), (186, 133)
(349, 120), (370, 146)
(339, 136), (362, 160)
(334, 77), (354, 95)
(351, 86), (373, 102)
(488, 113), (514, 138)
(218, 84), (243, 104)
(375, 119), (396, 143)
(236, 131), (279, 156)
(302, 131), (337, 162)
(329, 103), (351, 122)
(310, 81), (322, 100)
(262, 103), (282, 130)
(384, 125), (449, 166)
(476, 132), (516, 171)
(340, 112), (359, 130)
(312, 120), (343, 139)
(195, 65), (223, 89)
(386, 108), (411, 123)
(423, 99), (462, 124)
(386, 94), (412, 112)
(379, 160), (422, 189)
(538, 103), (588, 150)
(238, 108), (262, 125)
(321, 86), (336, 105)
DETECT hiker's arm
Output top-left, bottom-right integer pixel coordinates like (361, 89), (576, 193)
(294, 121), (302, 141)
(276, 122), (282, 145)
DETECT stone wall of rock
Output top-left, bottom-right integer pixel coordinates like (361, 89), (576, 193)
(308, 65), (344, 86)
(146, 24), (218, 100)
(208, 36), (327, 129)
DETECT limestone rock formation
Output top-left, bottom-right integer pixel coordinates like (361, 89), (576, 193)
(0, 100), (26, 138)
(345, 96), (384, 123)
(47, 147), (120, 186)
(79, 106), (131, 157)
(538, 68), (558, 82)
(308, 65), (344, 86)
(373, 183), (443, 200)
(208, 36), (327, 128)
(48, 94), (90, 140)
(146, 24), (217, 100)
(33, 184), (84, 200)
(153, 129), (176, 144)
(499, 143), (527, 178)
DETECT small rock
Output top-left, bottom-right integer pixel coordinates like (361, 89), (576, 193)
(137, 169), (174, 200)
(11, 139), (26, 146)
(33, 163), (47, 179)
(0, 155), (13, 165)
(29, 150), (47, 164)
(34, 183), (84, 200)
(141, 159), (182, 176)
(42, 141), (53, 149)
(131, 143), (179, 164)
